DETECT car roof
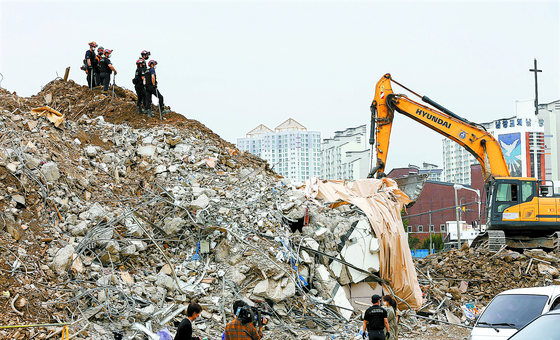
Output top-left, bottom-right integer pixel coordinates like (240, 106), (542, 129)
(498, 285), (560, 297)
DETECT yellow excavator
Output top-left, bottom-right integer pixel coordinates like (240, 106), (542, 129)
(368, 73), (560, 250)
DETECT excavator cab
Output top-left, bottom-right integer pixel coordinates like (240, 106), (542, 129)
(482, 178), (560, 250)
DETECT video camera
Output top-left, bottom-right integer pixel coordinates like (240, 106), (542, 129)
(236, 305), (272, 327)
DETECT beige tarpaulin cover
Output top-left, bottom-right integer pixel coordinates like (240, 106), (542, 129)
(31, 106), (64, 127)
(304, 177), (422, 310)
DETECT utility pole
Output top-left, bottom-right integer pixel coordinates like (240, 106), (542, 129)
(429, 210), (433, 254)
(529, 59), (542, 116)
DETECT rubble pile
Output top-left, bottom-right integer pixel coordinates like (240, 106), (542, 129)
(406, 245), (560, 337)
(0, 79), (419, 340)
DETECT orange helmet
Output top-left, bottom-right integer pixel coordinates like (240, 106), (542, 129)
(89, 41), (98, 48)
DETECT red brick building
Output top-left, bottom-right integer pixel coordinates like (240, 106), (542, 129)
(388, 164), (486, 243)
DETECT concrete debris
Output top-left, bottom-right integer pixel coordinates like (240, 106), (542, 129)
(3, 79), (555, 340)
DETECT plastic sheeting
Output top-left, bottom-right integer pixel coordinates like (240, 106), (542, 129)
(304, 177), (422, 310)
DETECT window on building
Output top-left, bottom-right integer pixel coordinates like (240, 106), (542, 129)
(407, 226), (412, 233)
(418, 225), (423, 232)
(440, 224), (446, 232)
(429, 225), (434, 232)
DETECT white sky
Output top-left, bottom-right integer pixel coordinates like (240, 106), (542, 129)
(1, 0), (558, 172)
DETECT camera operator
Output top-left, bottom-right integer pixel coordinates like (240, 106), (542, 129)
(224, 300), (267, 340)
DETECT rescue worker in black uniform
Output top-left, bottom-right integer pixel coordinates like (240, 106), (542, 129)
(143, 60), (170, 117)
(133, 59), (147, 114)
(98, 49), (117, 96)
(85, 41), (98, 89)
(140, 50), (151, 62)
(95, 46), (104, 87)
(363, 295), (390, 340)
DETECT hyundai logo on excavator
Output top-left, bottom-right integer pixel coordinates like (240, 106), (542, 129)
(415, 109), (452, 129)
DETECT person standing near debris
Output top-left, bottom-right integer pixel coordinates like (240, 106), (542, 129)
(133, 59), (147, 114)
(84, 41), (98, 89)
(174, 303), (202, 340)
(224, 300), (264, 340)
(140, 50), (151, 62)
(99, 49), (117, 96)
(382, 295), (398, 340)
(363, 294), (390, 340)
(143, 60), (170, 117)
(95, 46), (104, 87)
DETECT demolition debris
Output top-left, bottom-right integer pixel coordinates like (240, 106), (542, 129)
(1, 78), (559, 340)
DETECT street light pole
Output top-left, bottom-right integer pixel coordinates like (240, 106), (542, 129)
(454, 185), (461, 248)
(453, 184), (481, 249)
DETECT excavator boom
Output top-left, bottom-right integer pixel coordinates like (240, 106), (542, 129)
(369, 73), (510, 182)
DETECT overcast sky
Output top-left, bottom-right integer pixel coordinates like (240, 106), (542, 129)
(1, 0), (558, 172)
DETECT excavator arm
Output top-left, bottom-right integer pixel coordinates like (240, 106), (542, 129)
(368, 73), (510, 182)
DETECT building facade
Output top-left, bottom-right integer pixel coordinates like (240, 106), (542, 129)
(537, 100), (560, 190)
(321, 125), (371, 180)
(442, 139), (479, 185)
(388, 164), (486, 245)
(237, 119), (321, 183)
(443, 101), (546, 184)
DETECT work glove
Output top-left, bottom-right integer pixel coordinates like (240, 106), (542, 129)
(386, 332), (390, 339)
(360, 330), (366, 339)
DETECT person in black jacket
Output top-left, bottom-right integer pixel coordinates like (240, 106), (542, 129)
(84, 41), (98, 89)
(133, 59), (147, 114)
(143, 60), (170, 117)
(363, 295), (390, 340)
(174, 303), (202, 340)
(95, 46), (104, 87)
(98, 49), (117, 96)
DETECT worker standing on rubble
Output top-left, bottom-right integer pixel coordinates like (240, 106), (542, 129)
(363, 295), (390, 340)
(382, 295), (398, 340)
(133, 59), (147, 114)
(140, 50), (151, 61)
(95, 46), (104, 87)
(224, 300), (265, 340)
(99, 49), (117, 96)
(143, 60), (170, 117)
(84, 41), (98, 89)
(174, 303), (202, 340)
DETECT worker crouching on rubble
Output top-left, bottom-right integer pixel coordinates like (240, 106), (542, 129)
(382, 295), (398, 340)
(143, 60), (170, 117)
(224, 300), (266, 340)
(99, 49), (117, 96)
(174, 303), (202, 340)
(363, 294), (390, 340)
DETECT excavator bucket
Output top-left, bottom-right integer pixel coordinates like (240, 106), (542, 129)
(394, 173), (429, 208)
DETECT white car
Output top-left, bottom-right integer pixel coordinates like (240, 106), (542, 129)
(469, 285), (560, 340)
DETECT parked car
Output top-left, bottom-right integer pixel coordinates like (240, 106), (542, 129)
(507, 309), (560, 339)
(468, 285), (560, 340)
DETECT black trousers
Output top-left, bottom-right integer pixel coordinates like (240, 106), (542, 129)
(146, 85), (164, 109)
(100, 73), (111, 95)
(94, 67), (101, 87)
(368, 329), (386, 340)
(135, 84), (146, 109)
(87, 69), (95, 89)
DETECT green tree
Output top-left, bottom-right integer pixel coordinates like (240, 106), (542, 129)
(420, 234), (445, 251)
(408, 236), (420, 250)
